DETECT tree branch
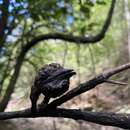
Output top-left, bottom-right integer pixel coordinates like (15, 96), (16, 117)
(23, 0), (116, 54)
(0, 108), (130, 129)
(46, 63), (130, 108)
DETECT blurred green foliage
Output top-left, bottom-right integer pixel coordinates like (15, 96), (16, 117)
(0, 0), (127, 104)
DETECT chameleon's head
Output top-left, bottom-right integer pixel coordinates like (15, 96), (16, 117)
(42, 63), (76, 84)
(42, 63), (63, 75)
(39, 63), (76, 97)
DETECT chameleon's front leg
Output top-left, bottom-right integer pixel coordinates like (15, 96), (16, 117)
(30, 88), (40, 113)
(38, 96), (50, 109)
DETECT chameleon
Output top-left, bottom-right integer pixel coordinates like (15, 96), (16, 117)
(30, 63), (76, 112)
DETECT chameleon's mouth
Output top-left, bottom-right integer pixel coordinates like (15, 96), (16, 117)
(43, 69), (76, 84)
(56, 69), (76, 79)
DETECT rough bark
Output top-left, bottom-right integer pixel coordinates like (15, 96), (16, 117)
(0, 108), (130, 129)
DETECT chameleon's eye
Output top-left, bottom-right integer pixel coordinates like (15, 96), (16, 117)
(61, 80), (68, 87)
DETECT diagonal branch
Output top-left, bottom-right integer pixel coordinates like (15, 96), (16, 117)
(47, 63), (130, 108)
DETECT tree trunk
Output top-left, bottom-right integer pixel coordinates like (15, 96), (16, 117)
(124, 0), (130, 96)
(0, 53), (25, 112)
(124, 0), (130, 59)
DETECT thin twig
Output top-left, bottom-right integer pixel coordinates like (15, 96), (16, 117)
(105, 79), (128, 86)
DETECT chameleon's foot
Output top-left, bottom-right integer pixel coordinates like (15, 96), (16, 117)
(39, 96), (50, 108)
(31, 106), (37, 113)
(38, 103), (48, 109)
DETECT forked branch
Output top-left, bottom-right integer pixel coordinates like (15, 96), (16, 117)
(47, 63), (130, 108)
